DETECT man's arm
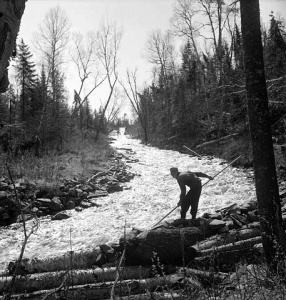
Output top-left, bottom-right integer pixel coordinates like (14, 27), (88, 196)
(194, 172), (213, 180)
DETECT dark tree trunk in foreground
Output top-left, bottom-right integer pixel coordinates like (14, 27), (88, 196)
(0, 0), (27, 93)
(240, 0), (286, 267)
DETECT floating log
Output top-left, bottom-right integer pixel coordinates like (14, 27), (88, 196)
(0, 267), (151, 294)
(183, 145), (202, 157)
(0, 273), (200, 300)
(196, 133), (239, 149)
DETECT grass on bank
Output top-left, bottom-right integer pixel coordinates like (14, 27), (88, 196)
(0, 133), (115, 186)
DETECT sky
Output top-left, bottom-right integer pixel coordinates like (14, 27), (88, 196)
(14, 0), (286, 115)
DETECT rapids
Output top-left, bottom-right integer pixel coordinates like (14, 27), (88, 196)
(0, 136), (256, 271)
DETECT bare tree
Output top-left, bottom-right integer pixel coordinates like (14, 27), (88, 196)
(104, 88), (125, 127)
(171, 0), (202, 59)
(94, 18), (123, 140)
(34, 6), (70, 108)
(171, 0), (237, 131)
(120, 68), (150, 143)
(144, 29), (176, 85)
(70, 31), (107, 116)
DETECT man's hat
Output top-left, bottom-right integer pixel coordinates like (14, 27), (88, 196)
(170, 167), (178, 173)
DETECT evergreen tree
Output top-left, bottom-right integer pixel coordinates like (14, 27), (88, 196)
(265, 15), (286, 80)
(264, 14), (286, 132)
(14, 39), (37, 122)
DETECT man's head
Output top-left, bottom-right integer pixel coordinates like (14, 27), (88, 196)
(170, 167), (179, 178)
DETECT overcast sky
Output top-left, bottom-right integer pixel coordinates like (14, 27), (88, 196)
(15, 0), (286, 113)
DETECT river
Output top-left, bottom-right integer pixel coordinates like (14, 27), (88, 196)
(0, 135), (256, 271)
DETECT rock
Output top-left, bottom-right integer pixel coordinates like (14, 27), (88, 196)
(107, 184), (123, 193)
(29, 206), (37, 213)
(218, 225), (229, 233)
(68, 188), (77, 197)
(75, 188), (84, 198)
(59, 196), (67, 206)
(87, 191), (108, 198)
(1, 212), (10, 220)
(88, 199), (101, 207)
(80, 185), (92, 192)
(51, 212), (71, 220)
(0, 191), (8, 200)
(225, 219), (235, 229)
(66, 200), (75, 210)
(6, 198), (18, 211)
(80, 201), (92, 209)
(0, 182), (8, 190)
(201, 212), (210, 219)
(68, 196), (81, 205)
(36, 198), (52, 207)
(36, 210), (44, 217)
(247, 210), (259, 223)
(50, 197), (64, 211)
(209, 219), (226, 231)
(75, 207), (83, 212)
(208, 213), (223, 220)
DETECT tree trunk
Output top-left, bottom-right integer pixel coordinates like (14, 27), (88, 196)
(240, 0), (286, 267)
(0, 267), (151, 294)
(124, 226), (213, 266)
(0, 273), (200, 300)
(196, 236), (262, 257)
(0, 0), (27, 93)
(195, 133), (239, 149)
(192, 225), (261, 252)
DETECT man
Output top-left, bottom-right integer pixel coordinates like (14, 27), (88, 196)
(170, 167), (213, 219)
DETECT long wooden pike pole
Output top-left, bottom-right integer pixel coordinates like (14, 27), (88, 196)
(151, 155), (241, 228)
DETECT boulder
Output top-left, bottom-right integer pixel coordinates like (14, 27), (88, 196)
(50, 197), (64, 211)
(80, 201), (92, 209)
(51, 212), (71, 220)
(209, 219), (226, 230)
(66, 200), (75, 210)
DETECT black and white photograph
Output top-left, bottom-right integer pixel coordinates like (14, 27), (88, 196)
(1, 0), (286, 299)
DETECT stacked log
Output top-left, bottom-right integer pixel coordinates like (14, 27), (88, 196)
(2, 198), (286, 299)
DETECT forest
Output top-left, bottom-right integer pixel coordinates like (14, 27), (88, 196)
(0, 0), (285, 159)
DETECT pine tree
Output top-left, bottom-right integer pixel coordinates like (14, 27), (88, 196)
(14, 39), (37, 122)
(265, 14), (286, 80)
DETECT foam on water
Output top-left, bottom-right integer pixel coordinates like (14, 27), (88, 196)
(0, 136), (255, 270)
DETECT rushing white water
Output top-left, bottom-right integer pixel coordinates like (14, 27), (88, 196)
(0, 136), (256, 271)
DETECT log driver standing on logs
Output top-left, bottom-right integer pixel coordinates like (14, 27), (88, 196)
(170, 167), (213, 219)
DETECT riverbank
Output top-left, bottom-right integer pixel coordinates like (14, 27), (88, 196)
(1, 135), (256, 271)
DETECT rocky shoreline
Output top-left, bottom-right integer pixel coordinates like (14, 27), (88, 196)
(0, 148), (137, 226)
